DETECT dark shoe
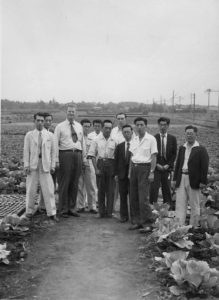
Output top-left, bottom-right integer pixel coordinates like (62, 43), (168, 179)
(105, 214), (113, 218)
(120, 217), (128, 223)
(68, 211), (80, 217)
(89, 209), (98, 214)
(128, 224), (143, 230)
(139, 226), (153, 234)
(60, 213), (69, 218)
(49, 215), (59, 222)
(77, 208), (85, 213)
(98, 214), (105, 218)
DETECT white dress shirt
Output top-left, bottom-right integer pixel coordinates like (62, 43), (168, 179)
(111, 126), (125, 144)
(88, 134), (117, 159)
(182, 140), (199, 171)
(130, 132), (158, 164)
(54, 119), (86, 162)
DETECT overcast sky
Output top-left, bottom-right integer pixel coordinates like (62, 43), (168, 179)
(1, 0), (219, 105)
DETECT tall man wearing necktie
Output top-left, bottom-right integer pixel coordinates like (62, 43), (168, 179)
(23, 112), (58, 221)
(149, 117), (177, 208)
(54, 104), (86, 218)
(114, 125), (133, 222)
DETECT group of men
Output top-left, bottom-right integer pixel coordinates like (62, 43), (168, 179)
(23, 104), (209, 232)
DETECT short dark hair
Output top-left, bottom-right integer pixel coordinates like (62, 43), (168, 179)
(103, 119), (113, 126)
(93, 119), (103, 127)
(44, 112), (53, 120)
(81, 119), (91, 126)
(116, 112), (127, 119)
(185, 125), (198, 133)
(157, 117), (170, 125)
(34, 112), (45, 120)
(122, 124), (133, 131)
(134, 117), (147, 125)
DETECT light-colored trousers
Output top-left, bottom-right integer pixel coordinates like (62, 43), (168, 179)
(175, 174), (200, 226)
(25, 160), (56, 217)
(77, 161), (97, 210)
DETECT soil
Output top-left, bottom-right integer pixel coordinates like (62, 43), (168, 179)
(0, 213), (159, 300)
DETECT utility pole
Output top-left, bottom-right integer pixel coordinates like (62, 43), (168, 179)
(192, 93), (196, 122)
(172, 90), (175, 118)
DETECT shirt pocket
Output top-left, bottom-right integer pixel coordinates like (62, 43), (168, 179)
(107, 142), (116, 157)
(142, 146), (151, 157)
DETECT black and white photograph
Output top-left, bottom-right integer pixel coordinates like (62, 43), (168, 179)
(1, 0), (219, 299)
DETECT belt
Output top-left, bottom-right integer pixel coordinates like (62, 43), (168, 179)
(132, 163), (151, 167)
(98, 158), (114, 161)
(59, 149), (82, 153)
(181, 171), (189, 175)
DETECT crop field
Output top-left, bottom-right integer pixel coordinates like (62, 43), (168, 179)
(1, 122), (219, 172)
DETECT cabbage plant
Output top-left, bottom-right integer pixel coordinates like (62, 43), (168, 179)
(0, 243), (10, 265)
(170, 259), (219, 296)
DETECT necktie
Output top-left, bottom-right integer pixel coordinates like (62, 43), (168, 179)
(70, 122), (78, 143)
(126, 142), (130, 163)
(38, 131), (42, 157)
(161, 135), (166, 159)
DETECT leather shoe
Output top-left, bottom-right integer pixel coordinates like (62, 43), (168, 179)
(68, 211), (80, 217)
(60, 213), (69, 218)
(77, 208), (85, 213)
(128, 224), (143, 230)
(50, 215), (59, 222)
(139, 226), (153, 234)
(89, 209), (98, 214)
(120, 217), (128, 223)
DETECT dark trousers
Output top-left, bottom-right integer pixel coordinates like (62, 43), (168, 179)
(149, 169), (172, 205)
(97, 159), (115, 217)
(130, 163), (153, 225)
(58, 150), (82, 214)
(118, 178), (129, 219)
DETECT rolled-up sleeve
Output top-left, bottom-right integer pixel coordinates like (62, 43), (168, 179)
(151, 136), (158, 155)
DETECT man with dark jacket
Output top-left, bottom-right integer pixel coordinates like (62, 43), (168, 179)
(114, 125), (133, 222)
(149, 117), (177, 208)
(172, 125), (209, 226)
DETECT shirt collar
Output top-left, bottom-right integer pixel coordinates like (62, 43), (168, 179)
(183, 140), (199, 148)
(66, 119), (75, 125)
(160, 132), (167, 138)
(137, 132), (149, 142)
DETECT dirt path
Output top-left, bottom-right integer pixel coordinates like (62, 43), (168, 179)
(1, 213), (159, 300)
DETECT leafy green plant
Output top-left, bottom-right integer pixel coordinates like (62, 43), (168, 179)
(170, 259), (219, 296)
(0, 243), (10, 265)
(158, 225), (194, 249)
(205, 232), (219, 254)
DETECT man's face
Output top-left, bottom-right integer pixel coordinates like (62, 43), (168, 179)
(67, 106), (76, 122)
(93, 122), (102, 134)
(82, 122), (91, 135)
(122, 127), (133, 142)
(159, 121), (169, 134)
(117, 114), (126, 128)
(44, 116), (53, 130)
(35, 115), (44, 131)
(103, 122), (112, 137)
(185, 129), (197, 144)
(135, 121), (146, 135)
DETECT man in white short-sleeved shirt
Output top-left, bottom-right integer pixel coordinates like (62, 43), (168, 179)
(129, 117), (158, 232)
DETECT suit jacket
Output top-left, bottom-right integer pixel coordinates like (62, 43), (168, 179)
(23, 128), (56, 172)
(155, 133), (177, 170)
(114, 141), (131, 180)
(173, 144), (209, 189)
